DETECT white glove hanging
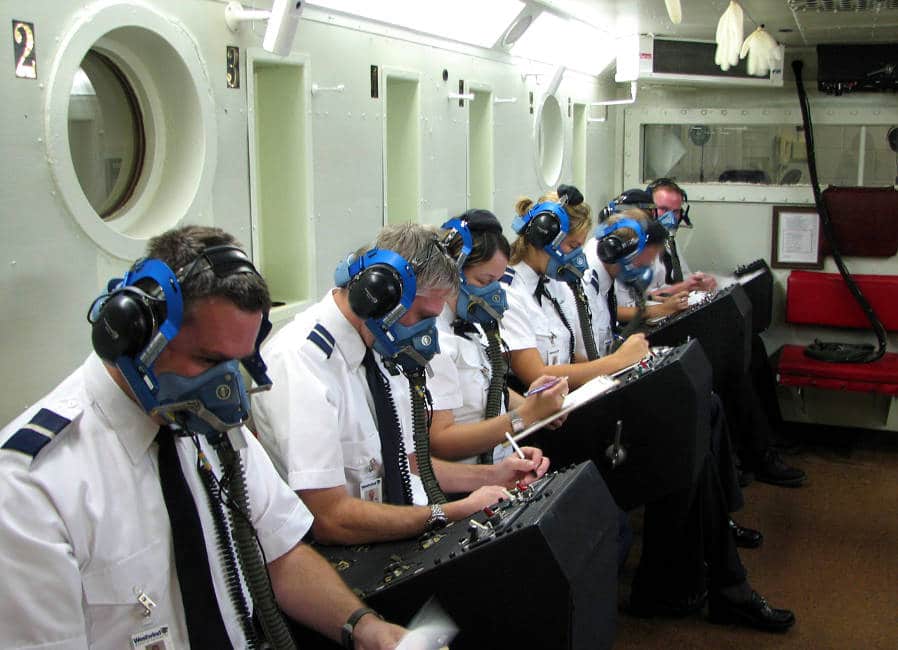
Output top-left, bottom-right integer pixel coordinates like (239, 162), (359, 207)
(665, 0), (682, 24)
(740, 25), (783, 77)
(715, 0), (743, 72)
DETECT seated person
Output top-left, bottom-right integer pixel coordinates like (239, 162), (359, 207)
(501, 193), (794, 632)
(252, 223), (549, 546)
(0, 226), (404, 649)
(626, 179), (806, 488)
(427, 209), (568, 463)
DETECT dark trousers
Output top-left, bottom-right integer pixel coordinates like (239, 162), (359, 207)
(632, 451), (748, 600)
(721, 334), (783, 470)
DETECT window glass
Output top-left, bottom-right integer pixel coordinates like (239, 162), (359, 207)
(68, 50), (144, 218)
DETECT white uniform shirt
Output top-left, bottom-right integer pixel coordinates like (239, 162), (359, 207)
(500, 262), (583, 365)
(648, 239), (692, 293)
(252, 290), (426, 505)
(0, 353), (312, 650)
(428, 307), (512, 463)
(583, 238), (614, 354)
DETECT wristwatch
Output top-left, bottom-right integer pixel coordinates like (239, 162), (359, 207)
(341, 606), (383, 649)
(424, 503), (448, 532)
(508, 408), (525, 434)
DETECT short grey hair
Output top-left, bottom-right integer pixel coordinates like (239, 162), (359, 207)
(373, 223), (459, 293)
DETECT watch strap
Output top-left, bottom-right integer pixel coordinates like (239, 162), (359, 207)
(341, 606), (382, 649)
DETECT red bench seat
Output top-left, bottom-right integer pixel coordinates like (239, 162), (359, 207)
(777, 271), (898, 396)
(778, 345), (898, 395)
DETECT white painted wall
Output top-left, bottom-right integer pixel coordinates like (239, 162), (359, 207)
(0, 0), (618, 422)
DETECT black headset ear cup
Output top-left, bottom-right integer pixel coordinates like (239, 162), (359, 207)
(596, 235), (638, 264)
(91, 289), (159, 362)
(525, 212), (561, 248)
(347, 265), (403, 319)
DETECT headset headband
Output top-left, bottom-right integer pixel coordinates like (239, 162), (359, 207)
(511, 201), (570, 247)
(440, 218), (474, 269)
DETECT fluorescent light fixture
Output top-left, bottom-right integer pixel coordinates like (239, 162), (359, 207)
(510, 11), (615, 76)
(308, 0), (525, 49)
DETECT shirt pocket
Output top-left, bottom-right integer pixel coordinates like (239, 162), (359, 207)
(81, 540), (172, 642)
(342, 439), (379, 488)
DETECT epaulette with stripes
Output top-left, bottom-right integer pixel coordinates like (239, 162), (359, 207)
(500, 267), (516, 285)
(306, 323), (336, 358)
(588, 270), (601, 294)
(2, 408), (72, 461)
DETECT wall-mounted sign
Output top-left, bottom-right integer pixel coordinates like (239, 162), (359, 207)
(13, 20), (36, 79)
(772, 206), (823, 269)
(226, 46), (239, 89)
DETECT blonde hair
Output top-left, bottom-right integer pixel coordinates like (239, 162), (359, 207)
(509, 191), (593, 264)
(602, 209), (651, 242)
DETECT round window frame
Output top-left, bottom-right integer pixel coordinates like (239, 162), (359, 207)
(45, 2), (217, 260)
(533, 93), (565, 190)
(68, 49), (146, 220)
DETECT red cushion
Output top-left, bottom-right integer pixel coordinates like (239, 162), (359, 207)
(786, 271), (898, 331)
(777, 344), (898, 396)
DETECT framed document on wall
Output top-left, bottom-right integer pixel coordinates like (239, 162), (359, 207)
(771, 206), (824, 269)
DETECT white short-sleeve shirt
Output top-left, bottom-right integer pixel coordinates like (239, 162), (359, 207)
(252, 290), (426, 505)
(428, 307), (512, 463)
(500, 262), (582, 366)
(0, 353), (312, 650)
(583, 237), (614, 354)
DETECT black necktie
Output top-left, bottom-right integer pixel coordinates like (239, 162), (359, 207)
(664, 239), (684, 284)
(607, 280), (619, 334)
(534, 276), (576, 364)
(361, 349), (414, 505)
(156, 427), (233, 649)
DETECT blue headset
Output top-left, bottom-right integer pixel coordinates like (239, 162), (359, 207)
(88, 247), (273, 440)
(594, 218), (654, 288)
(441, 218), (508, 326)
(335, 248), (439, 373)
(511, 202), (588, 282)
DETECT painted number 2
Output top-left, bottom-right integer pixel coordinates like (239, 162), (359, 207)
(13, 21), (36, 80)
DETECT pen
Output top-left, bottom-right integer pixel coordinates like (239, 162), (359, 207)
(505, 432), (526, 460)
(523, 376), (563, 398)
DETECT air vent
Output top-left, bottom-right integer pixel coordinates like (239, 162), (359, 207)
(636, 35), (784, 87)
(788, 0), (898, 11)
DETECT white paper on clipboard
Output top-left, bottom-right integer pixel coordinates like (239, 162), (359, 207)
(511, 373), (619, 444)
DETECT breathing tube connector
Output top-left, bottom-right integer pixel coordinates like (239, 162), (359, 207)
(214, 436), (297, 650)
(407, 369), (448, 504)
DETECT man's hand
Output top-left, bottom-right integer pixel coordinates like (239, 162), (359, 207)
(447, 485), (515, 520)
(354, 614), (407, 650)
(492, 446), (549, 486)
(689, 272), (717, 292)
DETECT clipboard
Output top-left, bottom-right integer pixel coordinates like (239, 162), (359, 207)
(510, 373), (619, 444)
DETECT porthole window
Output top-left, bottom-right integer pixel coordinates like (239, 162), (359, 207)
(68, 50), (144, 219)
(46, 3), (217, 259)
(535, 94), (564, 189)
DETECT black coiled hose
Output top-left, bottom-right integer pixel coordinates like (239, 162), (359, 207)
(480, 322), (508, 464)
(197, 451), (257, 648)
(408, 370), (448, 504)
(568, 281), (600, 361)
(792, 59), (888, 363)
(215, 437), (297, 650)
(611, 284), (648, 352)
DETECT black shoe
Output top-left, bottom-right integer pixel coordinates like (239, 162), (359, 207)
(709, 590), (796, 632)
(738, 469), (754, 488)
(729, 518), (763, 548)
(628, 589), (708, 618)
(755, 449), (806, 487)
